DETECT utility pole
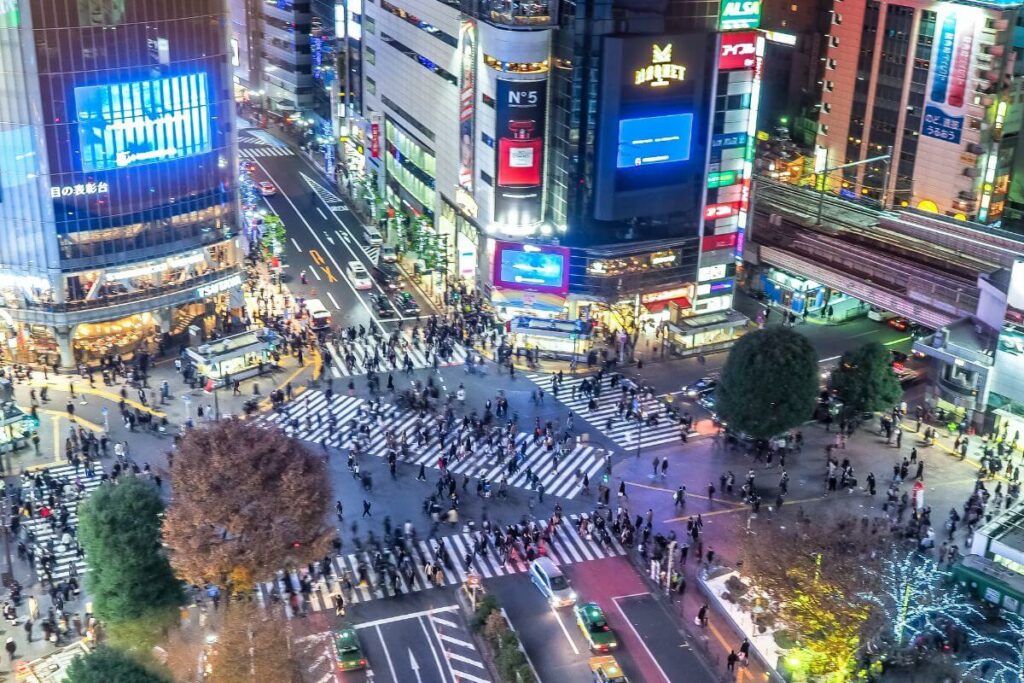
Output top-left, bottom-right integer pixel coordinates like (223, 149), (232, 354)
(815, 152), (892, 225)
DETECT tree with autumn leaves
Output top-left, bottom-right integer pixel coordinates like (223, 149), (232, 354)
(162, 419), (334, 594)
(739, 513), (882, 678)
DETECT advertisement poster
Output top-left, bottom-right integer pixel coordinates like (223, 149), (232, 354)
(493, 241), (569, 295)
(458, 21), (477, 192)
(494, 79), (547, 227)
(921, 5), (978, 145)
(75, 72), (212, 172)
(370, 122), (380, 158)
(719, 31), (758, 70)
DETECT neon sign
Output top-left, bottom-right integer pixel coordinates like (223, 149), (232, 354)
(50, 181), (109, 198)
(634, 44), (687, 88)
(719, 0), (761, 31)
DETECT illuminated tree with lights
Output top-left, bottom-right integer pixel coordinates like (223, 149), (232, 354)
(859, 549), (981, 656)
(958, 612), (1024, 683)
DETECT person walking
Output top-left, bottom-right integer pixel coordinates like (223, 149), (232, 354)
(27, 595), (38, 622)
(5, 637), (15, 666)
(362, 500), (372, 517)
(23, 618), (32, 643)
(727, 650), (739, 673)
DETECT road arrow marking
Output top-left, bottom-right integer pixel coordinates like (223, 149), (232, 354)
(409, 650), (422, 683)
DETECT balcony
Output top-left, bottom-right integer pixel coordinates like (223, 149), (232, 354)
(465, 0), (557, 27)
(1, 267), (243, 327)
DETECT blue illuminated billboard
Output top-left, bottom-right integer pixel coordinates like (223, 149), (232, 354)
(617, 114), (693, 168)
(494, 241), (570, 295)
(75, 73), (212, 172)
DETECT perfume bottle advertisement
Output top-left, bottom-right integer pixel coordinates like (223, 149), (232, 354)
(494, 78), (547, 227)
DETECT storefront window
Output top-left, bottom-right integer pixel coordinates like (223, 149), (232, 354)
(587, 249), (682, 277)
(0, 324), (58, 367)
(73, 312), (158, 363)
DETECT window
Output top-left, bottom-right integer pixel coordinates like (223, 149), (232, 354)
(366, 76), (376, 94)
(483, 54), (549, 73)
(381, 34), (457, 85)
(480, 170), (493, 185)
(364, 16), (375, 33)
(379, 0), (458, 46)
(366, 46), (375, 65)
(481, 132), (494, 148)
(482, 93), (495, 108)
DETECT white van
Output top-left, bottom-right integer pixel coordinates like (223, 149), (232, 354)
(363, 225), (383, 246)
(305, 298), (332, 330)
(529, 557), (576, 607)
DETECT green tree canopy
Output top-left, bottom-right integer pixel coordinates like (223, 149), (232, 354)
(829, 341), (903, 415)
(78, 478), (183, 629)
(67, 646), (168, 683)
(716, 326), (819, 438)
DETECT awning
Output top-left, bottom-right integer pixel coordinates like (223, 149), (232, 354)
(643, 297), (690, 313)
(491, 289), (566, 314)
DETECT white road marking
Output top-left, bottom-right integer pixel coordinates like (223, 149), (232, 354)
(310, 268), (322, 281)
(375, 625), (400, 683)
(353, 606), (459, 629)
(290, 237), (303, 252)
(325, 235), (335, 245)
(418, 616), (450, 683)
(612, 595), (672, 683)
(446, 652), (485, 668)
(316, 207), (327, 220)
(550, 606), (580, 655)
(431, 616), (458, 629)
(326, 292), (340, 310)
(336, 230), (350, 242)
(254, 160), (383, 327)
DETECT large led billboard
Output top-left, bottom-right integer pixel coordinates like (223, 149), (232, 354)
(75, 73), (212, 172)
(493, 241), (569, 295)
(594, 34), (711, 222)
(617, 114), (693, 168)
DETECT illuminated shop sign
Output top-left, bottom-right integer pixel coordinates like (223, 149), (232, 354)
(711, 132), (748, 151)
(719, 0), (761, 31)
(75, 73), (212, 172)
(634, 44), (687, 88)
(196, 274), (243, 298)
(641, 287), (691, 304)
(617, 114), (693, 168)
(107, 252), (206, 280)
(493, 242), (569, 295)
(704, 202), (741, 220)
(698, 264), (727, 281)
(718, 32), (758, 70)
(50, 181), (109, 198)
(707, 170), (738, 188)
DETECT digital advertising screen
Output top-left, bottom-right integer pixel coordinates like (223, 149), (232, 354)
(493, 241), (569, 295)
(594, 34), (711, 221)
(617, 114), (693, 168)
(75, 72), (212, 172)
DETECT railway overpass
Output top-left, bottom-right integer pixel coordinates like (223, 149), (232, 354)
(747, 180), (1024, 330)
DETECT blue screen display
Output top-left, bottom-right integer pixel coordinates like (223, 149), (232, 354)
(617, 114), (693, 168)
(76, 73), (212, 172)
(498, 249), (566, 291)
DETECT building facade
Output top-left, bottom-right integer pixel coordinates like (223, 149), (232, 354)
(0, 0), (242, 369)
(814, 0), (1024, 225)
(350, 0), (765, 351)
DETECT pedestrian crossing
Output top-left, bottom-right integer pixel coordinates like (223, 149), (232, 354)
(240, 146), (295, 158)
(255, 517), (624, 617)
(19, 462), (107, 584)
(320, 334), (468, 377)
(526, 372), (694, 450)
(261, 390), (607, 499)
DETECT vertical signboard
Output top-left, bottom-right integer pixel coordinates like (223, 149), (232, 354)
(370, 122), (380, 158)
(493, 79), (547, 227)
(458, 21), (477, 192)
(922, 5), (978, 145)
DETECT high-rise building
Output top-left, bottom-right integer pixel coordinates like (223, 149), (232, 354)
(0, 0), (242, 369)
(228, 0), (315, 117)
(814, 0), (1024, 226)
(353, 0), (765, 351)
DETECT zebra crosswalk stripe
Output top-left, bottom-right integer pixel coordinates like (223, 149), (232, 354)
(525, 372), (693, 450)
(262, 391), (606, 499)
(322, 334), (468, 378)
(255, 517), (622, 616)
(20, 462), (107, 583)
(239, 146), (295, 158)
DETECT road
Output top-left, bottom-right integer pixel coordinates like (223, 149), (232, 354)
(241, 133), (437, 334)
(489, 556), (714, 683)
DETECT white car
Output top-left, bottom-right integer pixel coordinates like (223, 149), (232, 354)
(258, 181), (277, 196)
(347, 261), (372, 290)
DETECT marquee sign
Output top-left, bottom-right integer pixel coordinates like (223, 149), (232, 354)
(634, 44), (687, 88)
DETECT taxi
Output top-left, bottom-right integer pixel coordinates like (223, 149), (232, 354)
(333, 625), (367, 671)
(575, 602), (618, 652)
(590, 655), (628, 682)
